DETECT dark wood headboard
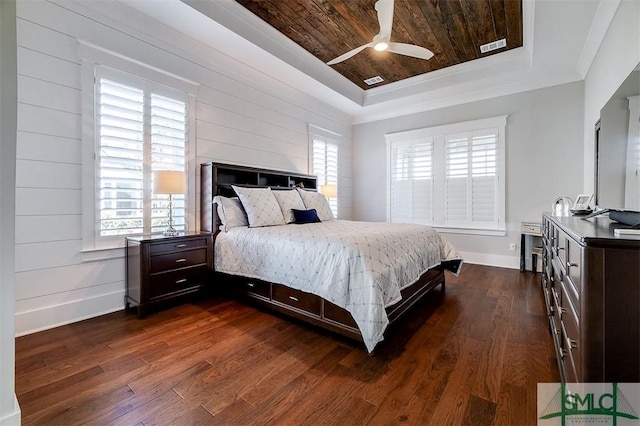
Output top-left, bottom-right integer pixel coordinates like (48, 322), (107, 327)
(200, 162), (318, 233)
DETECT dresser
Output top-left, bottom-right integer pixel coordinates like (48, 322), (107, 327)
(125, 232), (213, 317)
(541, 213), (640, 382)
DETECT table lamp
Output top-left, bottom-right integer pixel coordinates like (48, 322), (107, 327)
(153, 170), (186, 236)
(319, 184), (337, 199)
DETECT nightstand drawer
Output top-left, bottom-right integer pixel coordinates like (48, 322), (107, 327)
(150, 248), (208, 274)
(148, 267), (207, 299)
(150, 237), (209, 255)
(272, 285), (321, 315)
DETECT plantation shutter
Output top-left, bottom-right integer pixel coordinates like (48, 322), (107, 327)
(97, 77), (187, 237)
(150, 94), (187, 234)
(445, 130), (498, 226)
(312, 136), (339, 216)
(390, 140), (433, 224)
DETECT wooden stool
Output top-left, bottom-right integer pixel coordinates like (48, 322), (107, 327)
(531, 247), (543, 274)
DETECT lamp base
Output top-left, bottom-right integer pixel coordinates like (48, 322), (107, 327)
(163, 227), (180, 237)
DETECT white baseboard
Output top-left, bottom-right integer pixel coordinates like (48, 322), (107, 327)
(15, 291), (124, 337)
(458, 250), (520, 270)
(0, 395), (21, 426)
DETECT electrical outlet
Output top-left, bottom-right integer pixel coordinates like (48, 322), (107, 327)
(509, 243), (517, 252)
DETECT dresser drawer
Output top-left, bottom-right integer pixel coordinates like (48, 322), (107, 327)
(561, 276), (580, 321)
(566, 239), (582, 295)
(561, 320), (579, 383)
(562, 302), (581, 375)
(272, 285), (321, 316)
(149, 237), (209, 255)
(150, 248), (208, 274)
(148, 267), (207, 299)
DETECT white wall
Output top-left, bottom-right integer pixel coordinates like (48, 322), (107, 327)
(583, 0), (640, 194)
(0, 0), (20, 423)
(14, 0), (352, 335)
(352, 82), (584, 268)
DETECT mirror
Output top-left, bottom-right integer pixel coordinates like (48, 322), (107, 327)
(595, 65), (640, 210)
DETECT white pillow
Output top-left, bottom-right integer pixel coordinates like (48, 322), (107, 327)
(213, 196), (248, 232)
(296, 188), (335, 221)
(272, 189), (306, 224)
(232, 185), (285, 227)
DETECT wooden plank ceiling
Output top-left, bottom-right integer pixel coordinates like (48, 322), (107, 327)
(236, 0), (523, 90)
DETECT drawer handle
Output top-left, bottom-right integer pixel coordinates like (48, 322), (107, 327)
(566, 336), (578, 350)
(175, 258), (187, 263)
(176, 278), (187, 284)
(567, 262), (578, 268)
(247, 283), (255, 288)
(560, 349), (568, 359)
(289, 296), (299, 302)
(175, 244), (187, 248)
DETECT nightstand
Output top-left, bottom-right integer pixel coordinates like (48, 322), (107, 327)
(125, 232), (213, 317)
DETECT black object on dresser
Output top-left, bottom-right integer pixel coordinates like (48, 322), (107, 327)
(541, 213), (640, 382)
(125, 232), (213, 318)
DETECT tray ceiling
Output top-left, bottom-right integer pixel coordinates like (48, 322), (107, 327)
(235, 0), (523, 90)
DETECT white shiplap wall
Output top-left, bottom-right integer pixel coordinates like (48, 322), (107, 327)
(15, 0), (352, 335)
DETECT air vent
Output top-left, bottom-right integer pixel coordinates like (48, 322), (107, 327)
(480, 38), (507, 53)
(364, 76), (384, 85)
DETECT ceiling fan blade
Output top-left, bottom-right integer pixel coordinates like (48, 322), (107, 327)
(374, 0), (394, 40)
(387, 42), (434, 60)
(327, 42), (374, 65)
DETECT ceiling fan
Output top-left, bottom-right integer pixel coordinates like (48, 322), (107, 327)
(327, 0), (434, 65)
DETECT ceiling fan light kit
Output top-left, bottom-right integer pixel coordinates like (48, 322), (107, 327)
(374, 42), (388, 51)
(327, 0), (434, 65)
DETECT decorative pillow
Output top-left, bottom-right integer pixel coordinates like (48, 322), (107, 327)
(272, 189), (306, 224)
(296, 188), (335, 221)
(232, 185), (285, 227)
(213, 196), (248, 232)
(292, 208), (321, 224)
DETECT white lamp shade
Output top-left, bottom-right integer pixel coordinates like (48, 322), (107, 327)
(153, 170), (186, 194)
(319, 184), (337, 198)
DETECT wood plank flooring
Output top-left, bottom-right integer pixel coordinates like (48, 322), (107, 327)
(15, 264), (559, 425)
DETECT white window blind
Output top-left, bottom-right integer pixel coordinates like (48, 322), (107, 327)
(310, 126), (340, 217)
(97, 77), (187, 238)
(387, 116), (506, 234)
(390, 140), (433, 224)
(445, 130), (497, 225)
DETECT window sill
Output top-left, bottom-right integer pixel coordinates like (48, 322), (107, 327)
(80, 245), (125, 262)
(433, 226), (506, 237)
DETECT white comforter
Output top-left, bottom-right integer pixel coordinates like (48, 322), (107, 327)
(214, 220), (462, 352)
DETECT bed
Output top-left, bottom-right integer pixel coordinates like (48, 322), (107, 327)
(200, 162), (462, 352)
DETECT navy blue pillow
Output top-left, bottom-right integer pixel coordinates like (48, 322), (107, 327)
(292, 208), (321, 224)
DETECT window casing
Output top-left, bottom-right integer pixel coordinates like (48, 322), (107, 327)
(80, 45), (197, 253)
(386, 116), (507, 235)
(309, 125), (340, 217)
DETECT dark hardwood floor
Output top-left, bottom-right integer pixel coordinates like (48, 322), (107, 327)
(15, 264), (559, 425)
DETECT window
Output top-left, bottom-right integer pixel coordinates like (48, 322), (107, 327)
(309, 125), (340, 217)
(97, 76), (187, 238)
(387, 116), (507, 235)
(80, 52), (196, 252)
